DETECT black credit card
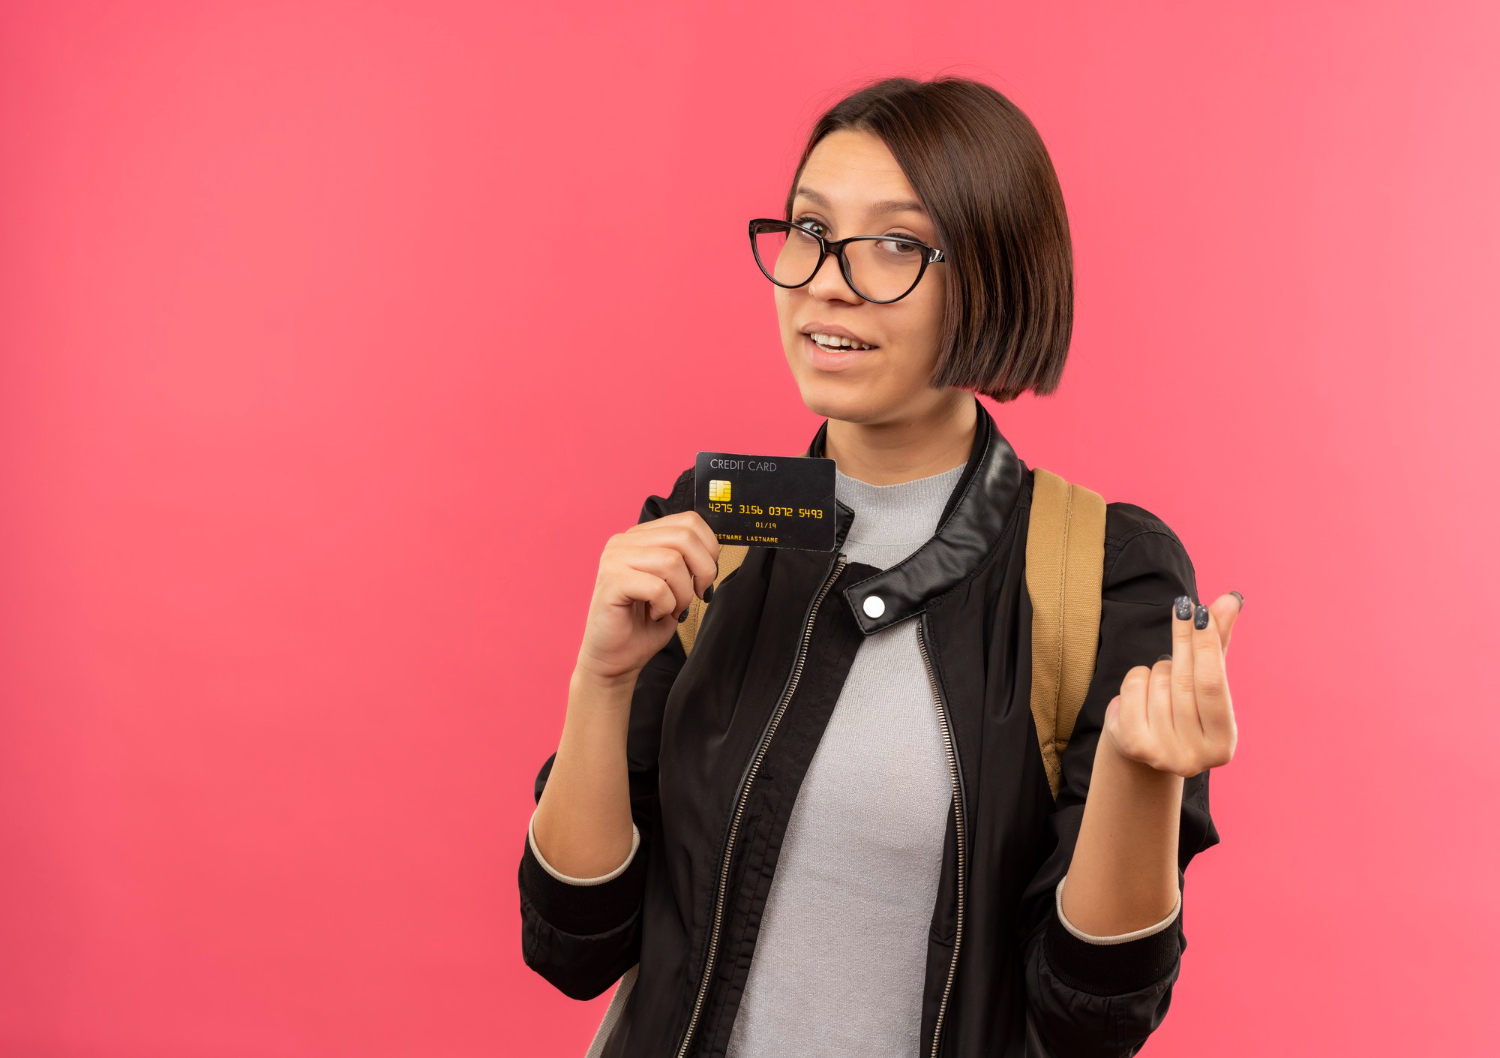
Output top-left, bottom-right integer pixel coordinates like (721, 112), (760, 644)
(694, 451), (836, 551)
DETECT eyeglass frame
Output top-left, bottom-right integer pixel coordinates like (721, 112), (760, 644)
(747, 218), (947, 305)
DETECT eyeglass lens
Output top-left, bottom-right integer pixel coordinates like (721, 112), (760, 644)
(753, 224), (926, 302)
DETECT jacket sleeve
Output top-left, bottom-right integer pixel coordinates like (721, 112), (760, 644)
(516, 469), (694, 1001)
(1018, 503), (1223, 1056)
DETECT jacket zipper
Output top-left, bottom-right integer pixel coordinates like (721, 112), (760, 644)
(917, 614), (966, 1058)
(673, 551), (849, 1058)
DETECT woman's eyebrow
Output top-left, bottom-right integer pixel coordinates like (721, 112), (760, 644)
(794, 186), (929, 218)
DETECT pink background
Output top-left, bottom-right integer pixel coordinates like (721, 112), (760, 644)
(2, 2), (1496, 1055)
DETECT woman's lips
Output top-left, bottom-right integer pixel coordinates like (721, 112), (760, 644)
(803, 333), (877, 371)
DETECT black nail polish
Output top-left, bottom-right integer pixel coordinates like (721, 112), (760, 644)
(678, 606), (690, 622)
(1229, 590), (1244, 608)
(1174, 595), (1192, 620)
(1194, 604), (1209, 629)
(1158, 653), (1173, 662)
(703, 584), (715, 604)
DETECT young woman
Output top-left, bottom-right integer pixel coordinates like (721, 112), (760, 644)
(519, 76), (1242, 1058)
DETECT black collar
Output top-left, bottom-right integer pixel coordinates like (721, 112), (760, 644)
(803, 394), (1027, 634)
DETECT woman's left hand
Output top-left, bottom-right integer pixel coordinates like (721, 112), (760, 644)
(1102, 592), (1243, 777)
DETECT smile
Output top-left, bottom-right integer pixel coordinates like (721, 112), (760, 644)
(803, 333), (876, 372)
(808, 331), (878, 351)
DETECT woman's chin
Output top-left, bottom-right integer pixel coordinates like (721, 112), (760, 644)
(790, 371), (877, 423)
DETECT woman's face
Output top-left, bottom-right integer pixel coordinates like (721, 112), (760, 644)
(775, 128), (954, 426)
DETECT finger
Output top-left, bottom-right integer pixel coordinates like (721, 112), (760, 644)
(1170, 594), (1197, 733)
(620, 543), (699, 617)
(1211, 592), (1242, 656)
(1191, 603), (1236, 749)
(615, 567), (685, 623)
(644, 510), (723, 571)
(671, 516), (723, 595)
(666, 522), (721, 598)
(1146, 655), (1176, 738)
(682, 510), (724, 565)
(1114, 665), (1155, 765)
(1165, 672), (1199, 761)
(629, 522), (719, 599)
(627, 509), (720, 563)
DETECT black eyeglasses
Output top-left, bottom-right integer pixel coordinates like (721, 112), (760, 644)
(748, 218), (947, 304)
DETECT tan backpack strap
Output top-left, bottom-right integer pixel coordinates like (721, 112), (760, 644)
(1026, 468), (1107, 800)
(677, 544), (749, 657)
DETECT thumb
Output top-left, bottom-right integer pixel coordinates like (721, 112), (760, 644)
(1210, 591), (1244, 655)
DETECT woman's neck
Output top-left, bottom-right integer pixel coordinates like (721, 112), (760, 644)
(822, 392), (977, 485)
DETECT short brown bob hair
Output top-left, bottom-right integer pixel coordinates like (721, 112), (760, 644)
(783, 76), (1073, 403)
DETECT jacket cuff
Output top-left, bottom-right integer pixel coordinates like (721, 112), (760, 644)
(520, 808), (647, 936)
(1043, 875), (1182, 995)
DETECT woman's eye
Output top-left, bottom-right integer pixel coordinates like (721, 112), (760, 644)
(792, 216), (923, 252)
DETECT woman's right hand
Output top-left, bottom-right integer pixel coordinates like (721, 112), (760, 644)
(574, 510), (722, 686)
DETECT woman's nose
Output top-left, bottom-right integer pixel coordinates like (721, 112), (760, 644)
(806, 250), (862, 302)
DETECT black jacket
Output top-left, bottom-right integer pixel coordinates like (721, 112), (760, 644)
(519, 395), (1221, 1057)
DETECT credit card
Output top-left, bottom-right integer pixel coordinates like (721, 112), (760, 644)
(694, 451), (836, 551)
